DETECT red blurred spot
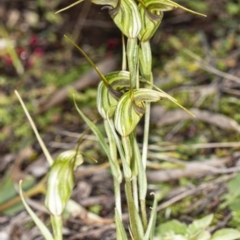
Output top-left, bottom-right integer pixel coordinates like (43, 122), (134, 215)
(34, 47), (44, 56)
(16, 47), (25, 55)
(107, 38), (121, 50)
(3, 55), (13, 65)
(26, 59), (33, 68)
(29, 35), (38, 46)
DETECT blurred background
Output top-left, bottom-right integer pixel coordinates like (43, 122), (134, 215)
(0, 0), (240, 239)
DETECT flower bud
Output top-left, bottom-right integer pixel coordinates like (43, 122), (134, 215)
(97, 71), (130, 119)
(114, 89), (164, 136)
(45, 150), (83, 216)
(109, 0), (141, 38)
(138, 0), (164, 42)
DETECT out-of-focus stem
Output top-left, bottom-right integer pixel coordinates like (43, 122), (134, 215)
(104, 120), (122, 217)
(125, 180), (140, 240)
(127, 38), (138, 89)
(132, 176), (139, 212)
(142, 102), (150, 169)
(114, 178), (122, 219)
(51, 215), (63, 240)
(122, 34), (127, 71)
(138, 40), (153, 230)
(140, 199), (147, 231)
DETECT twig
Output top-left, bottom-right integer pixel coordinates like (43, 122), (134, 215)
(157, 174), (235, 212)
(209, 213), (232, 233)
(69, 224), (116, 240)
(147, 157), (231, 182)
(184, 49), (240, 84)
(151, 106), (240, 133)
(147, 141), (240, 151)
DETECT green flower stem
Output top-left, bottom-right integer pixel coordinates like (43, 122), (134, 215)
(141, 106), (152, 227)
(142, 103), (151, 168)
(107, 118), (132, 179)
(113, 178), (122, 219)
(139, 89), (151, 230)
(125, 180), (140, 240)
(104, 120), (118, 173)
(104, 120), (122, 217)
(138, 40), (153, 230)
(132, 176), (139, 212)
(127, 38), (139, 89)
(51, 215), (63, 240)
(122, 136), (132, 166)
(121, 34), (127, 71)
(133, 136), (148, 230)
(139, 41), (153, 169)
(140, 199), (148, 231)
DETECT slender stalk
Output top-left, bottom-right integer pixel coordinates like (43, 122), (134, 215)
(122, 136), (132, 166)
(125, 180), (140, 240)
(114, 178), (122, 219)
(133, 135), (148, 230)
(122, 34), (127, 71)
(140, 199), (148, 231)
(132, 176), (139, 212)
(138, 40), (153, 229)
(142, 103), (151, 168)
(51, 215), (63, 240)
(104, 120), (122, 217)
(127, 38), (138, 89)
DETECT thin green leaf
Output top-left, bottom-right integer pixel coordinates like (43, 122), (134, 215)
(115, 209), (128, 240)
(104, 120), (122, 182)
(140, 80), (195, 117)
(106, 118), (132, 180)
(143, 193), (158, 240)
(158, 0), (206, 17)
(125, 180), (144, 239)
(55, 0), (84, 14)
(64, 35), (117, 97)
(15, 90), (53, 165)
(19, 180), (54, 240)
(74, 100), (110, 158)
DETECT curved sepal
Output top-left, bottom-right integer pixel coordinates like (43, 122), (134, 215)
(152, 0), (206, 16)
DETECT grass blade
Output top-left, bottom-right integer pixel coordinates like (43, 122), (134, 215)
(15, 90), (53, 165)
(19, 180), (54, 240)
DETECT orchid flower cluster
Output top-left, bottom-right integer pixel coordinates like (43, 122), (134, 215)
(53, 1), (205, 239)
(17, 1), (205, 240)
